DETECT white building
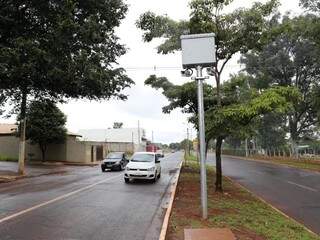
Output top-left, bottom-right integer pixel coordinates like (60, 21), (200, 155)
(78, 128), (147, 152)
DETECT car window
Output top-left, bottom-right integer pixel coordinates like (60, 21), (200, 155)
(106, 153), (123, 159)
(131, 154), (155, 162)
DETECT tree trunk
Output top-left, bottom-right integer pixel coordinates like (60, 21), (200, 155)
(215, 136), (223, 192)
(40, 144), (47, 162)
(216, 74), (221, 106)
(205, 139), (210, 160)
(289, 118), (299, 158)
(18, 90), (27, 175)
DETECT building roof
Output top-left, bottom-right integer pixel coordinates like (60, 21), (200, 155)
(0, 124), (18, 135)
(0, 123), (81, 137)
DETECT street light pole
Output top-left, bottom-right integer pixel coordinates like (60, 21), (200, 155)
(195, 65), (208, 219)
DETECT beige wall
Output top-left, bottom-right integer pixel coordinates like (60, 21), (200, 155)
(65, 138), (91, 163)
(0, 135), (144, 163)
(0, 136), (19, 159)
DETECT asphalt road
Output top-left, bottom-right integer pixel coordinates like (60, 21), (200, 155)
(0, 152), (182, 240)
(207, 154), (320, 235)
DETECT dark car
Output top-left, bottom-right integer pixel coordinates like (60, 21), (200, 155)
(101, 152), (128, 172)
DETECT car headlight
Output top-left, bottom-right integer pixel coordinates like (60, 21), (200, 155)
(147, 167), (155, 171)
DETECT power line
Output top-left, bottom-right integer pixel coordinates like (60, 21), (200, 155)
(121, 64), (299, 72)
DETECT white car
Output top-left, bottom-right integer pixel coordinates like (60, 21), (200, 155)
(156, 149), (164, 158)
(124, 152), (161, 183)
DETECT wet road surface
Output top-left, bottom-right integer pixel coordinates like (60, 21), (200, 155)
(0, 152), (182, 240)
(207, 154), (320, 235)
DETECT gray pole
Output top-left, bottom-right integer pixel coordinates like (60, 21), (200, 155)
(152, 130), (154, 143)
(18, 118), (26, 175)
(245, 138), (248, 157)
(138, 120), (141, 145)
(196, 65), (208, 219)
(187, 128), (190, 156)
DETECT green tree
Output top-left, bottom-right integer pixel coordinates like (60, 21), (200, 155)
(145, 74), (299, 191)
(241, 16), (320, 156)
(169, 142), (181, 150)
(0, 0), (133, 174)
(300, 0), (320, 12)
(256, 113), (287, 152)
(113, 122), (124, 129)
(138, 0), (280, 191)
(25, 100), (67, 162)
(180, 139), (193, 154)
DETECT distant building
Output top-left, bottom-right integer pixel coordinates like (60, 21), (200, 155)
(79, 128), (147, 152)
(0, 123), (106, 163)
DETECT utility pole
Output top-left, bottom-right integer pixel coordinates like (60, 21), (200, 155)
(187, 128), (190, 156)
(18, 118), (26, 175)
(152, 130), (154, 143)
(245, 138), (249, 157)
(138, 120), (141, 144)
(132, 132), (134, 152)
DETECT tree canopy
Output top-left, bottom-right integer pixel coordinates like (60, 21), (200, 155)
(0, 0), (133, 104)
(25, 100), (67, 161)
(113, 122), (124, 129)
(0, 0), (133, 173)
(300, 0), (320, 12)
(241, 15), (320, 154)
(145, 73), (300, 191)
(138, 0), (284, 191)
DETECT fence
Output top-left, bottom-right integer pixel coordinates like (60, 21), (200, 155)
(222, 148), (320, 161)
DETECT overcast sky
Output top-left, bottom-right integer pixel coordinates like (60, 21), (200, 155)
(48, 0), (303, 144)
(1, 0), (303, 144)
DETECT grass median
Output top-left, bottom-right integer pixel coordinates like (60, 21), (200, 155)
(243, 155), (320, 172)
(166, 155), (319, 240)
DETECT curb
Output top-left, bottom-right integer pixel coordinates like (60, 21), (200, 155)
(0, 175), (24, 183)
(0, 170), (68, 184)
(223, 155), (320, 174)
(28, 161), (100, 167)
(159, 160), (183, 240)
(224, 175), (319, 237)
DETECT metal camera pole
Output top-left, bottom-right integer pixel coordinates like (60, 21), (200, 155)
(194, 65), (208, 219)
(180, 33), (215, 220)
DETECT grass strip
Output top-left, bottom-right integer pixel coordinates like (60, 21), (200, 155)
(244, 155), (320, 172)
(166, 160), (319, 240)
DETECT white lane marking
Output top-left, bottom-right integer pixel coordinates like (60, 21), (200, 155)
(287, 181), (318, 192)
(0, 174), (122, 224)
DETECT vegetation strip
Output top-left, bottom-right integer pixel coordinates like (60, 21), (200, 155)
(225, 155), (320, 173)
(166, 160), (320, 240)
(224, 175), (319, 237)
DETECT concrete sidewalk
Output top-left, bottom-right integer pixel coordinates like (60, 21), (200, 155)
(0, 161), (69, 183)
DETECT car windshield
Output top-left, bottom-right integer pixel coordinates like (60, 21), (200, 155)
(106, 153), (123, 159)
(131, 154), (154, 162)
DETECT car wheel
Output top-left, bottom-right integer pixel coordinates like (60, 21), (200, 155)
(101, 167), (106, 172)
(152, 172), (157, 183)
(124, 178), (129, 183)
